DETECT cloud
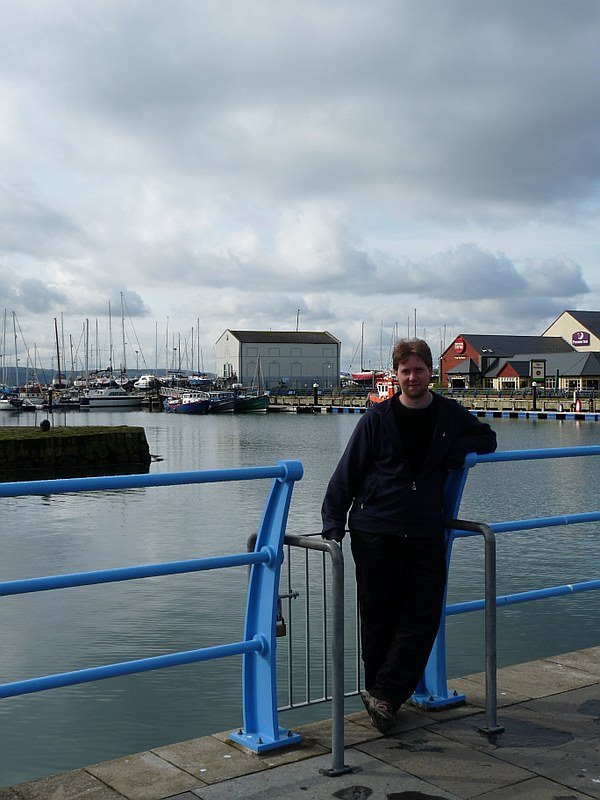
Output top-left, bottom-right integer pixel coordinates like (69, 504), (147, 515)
(1, 1), (600, 369)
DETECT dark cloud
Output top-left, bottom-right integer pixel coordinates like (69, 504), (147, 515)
(16, 278), (67, 313)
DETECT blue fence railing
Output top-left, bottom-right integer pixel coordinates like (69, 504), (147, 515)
(0, 460), (304, 754)
(412, 446), (600, 712)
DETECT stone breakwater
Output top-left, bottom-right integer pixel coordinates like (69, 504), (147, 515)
(0, 426), (151, 478)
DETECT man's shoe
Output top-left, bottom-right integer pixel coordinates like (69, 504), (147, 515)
(360, 689), (395, 733)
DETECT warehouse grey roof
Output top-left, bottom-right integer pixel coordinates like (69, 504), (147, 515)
(226, 330), (340, 345)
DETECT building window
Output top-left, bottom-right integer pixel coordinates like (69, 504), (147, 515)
(268, 348), (280, 356)
(291, 348), (301, 357)
(246, 347), (258, 357)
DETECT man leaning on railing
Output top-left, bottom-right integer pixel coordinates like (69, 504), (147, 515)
(321, 338), (497, 733)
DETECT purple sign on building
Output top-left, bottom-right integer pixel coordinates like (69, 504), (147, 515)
(572, 330), (590, 347)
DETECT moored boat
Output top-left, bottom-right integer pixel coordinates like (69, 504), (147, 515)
(84, 387), (143, 409)
(368, 373), (399, 405)
(207, 391), (236, 413)
(163, 392), (210, 414)
(0, 392), (22, 411)
(133, 374), (160, 390)
(234, 391), (270, 412)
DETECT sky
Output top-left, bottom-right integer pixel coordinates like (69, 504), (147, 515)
(1, 0), (600, 377)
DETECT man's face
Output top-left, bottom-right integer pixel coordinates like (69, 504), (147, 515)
(396, 354), (432, 404)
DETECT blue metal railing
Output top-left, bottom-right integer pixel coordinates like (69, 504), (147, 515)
(412, 445), (600, 713)
(0, 460), (304, 754)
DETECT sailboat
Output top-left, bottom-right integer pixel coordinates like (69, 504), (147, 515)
(1, 311), (23, 411)
(233, 355), (270, 412)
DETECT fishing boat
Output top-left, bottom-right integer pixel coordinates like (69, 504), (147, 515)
(232, 356), (269, 412)
(367, 373), (399, 405)
(207, 391), (236, 413)
(84, 387), (143, 409)
(163, 392), (210, 414)
(233, 389), (270, 412)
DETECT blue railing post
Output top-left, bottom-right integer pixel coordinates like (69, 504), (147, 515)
(230, 460), (303, 752)
(410, 458), (473, 709)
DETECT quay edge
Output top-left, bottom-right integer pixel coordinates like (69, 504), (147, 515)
(0, 426), (151, 479)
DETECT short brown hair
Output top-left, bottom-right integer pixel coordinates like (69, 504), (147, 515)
(392, 338), (433, 371)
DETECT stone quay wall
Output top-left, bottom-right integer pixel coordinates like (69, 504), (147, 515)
(0, 426), (151, 477)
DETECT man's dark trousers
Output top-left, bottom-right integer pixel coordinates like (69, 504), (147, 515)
(350, 529), (447, 711)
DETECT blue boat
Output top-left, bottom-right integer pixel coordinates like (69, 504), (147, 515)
(163, 392), (210, 414)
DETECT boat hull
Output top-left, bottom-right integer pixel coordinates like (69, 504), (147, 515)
(234, 394), (270, 412)
(208, 397), (236, 413)
(87, 397), (143, 408)
(164, 398), (210, 414)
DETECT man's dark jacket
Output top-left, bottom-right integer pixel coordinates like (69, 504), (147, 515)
(321, 393), (497, 541)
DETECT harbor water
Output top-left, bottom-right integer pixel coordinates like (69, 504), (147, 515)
(0, 408), (598, 786)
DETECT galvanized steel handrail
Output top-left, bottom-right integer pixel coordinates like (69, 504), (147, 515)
(413, 445), (600, 733)
(0, 461), (304, 754)
(416, 444), (600, 712)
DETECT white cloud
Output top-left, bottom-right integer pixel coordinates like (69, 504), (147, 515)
(1, 1), (600, 370)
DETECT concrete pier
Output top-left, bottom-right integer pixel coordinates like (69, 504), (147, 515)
(0, 425), (151, 478)
(3, 645), (599, 799)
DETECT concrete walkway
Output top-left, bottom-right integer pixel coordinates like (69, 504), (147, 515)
(2, 646), (599, 799)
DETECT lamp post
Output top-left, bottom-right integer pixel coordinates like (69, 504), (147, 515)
(531, 381), (537, 411)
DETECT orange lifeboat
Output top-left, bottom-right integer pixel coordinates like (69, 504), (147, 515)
(368, 374), (399, 405)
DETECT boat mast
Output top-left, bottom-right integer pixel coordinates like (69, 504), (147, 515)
(108, 301), (114, 373)
(1, 309), (7, 385)
(165, 317), (169, 376)
(85, 319), (89, 386)
(360, 322), (365, 372)
(120, 291), (127, 374)
(12, 311), (18, 387)
(54, 317), (63, 388)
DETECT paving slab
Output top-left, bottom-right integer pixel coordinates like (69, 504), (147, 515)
(163, 795), (200, 800)
(517, 683), (600, 739)
(355, 728), (533, 799)
(484, 659), (596, 698)
(449, 676), (531, 708)
(211, 729), (329, 767)
(86, 751), (200, 800)
(347, 700), (482, 738)
(493, 736), (600, 799)
(288, 715), (380, 749)
(429, 693), (598, 758)
(153, 735), (271, 783)
(545, 646), (600, 679)
(6, 768), (123, 799)
(188, 749), (463, 800)
(471, 775), (597, 800)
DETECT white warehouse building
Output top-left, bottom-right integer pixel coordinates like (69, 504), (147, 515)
(214, 330), (341, 390)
